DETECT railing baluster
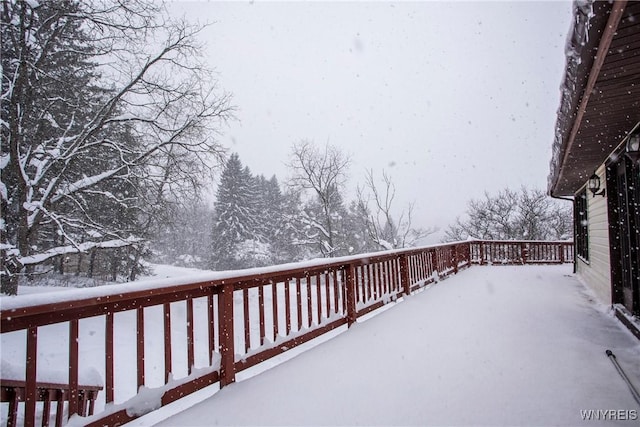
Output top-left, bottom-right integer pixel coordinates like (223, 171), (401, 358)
(378, 262), (385, 298)
(354, 267), (361, 305)
(259, 284), (266, 346)
(42, 389), (52, 427)
(272, 281), (279, 341)
(366, 264), (373, 302)
(382, 261), (388, 295)
(392, 259), (399, 292)
(69, 319), (79, 419)
(324, 272), (331, 319)
(384, 260), (390, 294)
(306, 275), (312, 328)
(55, 390), (65, 427)
(136, 308), (145, 390)
(207, 294), (215, 366)
(390, 258), (396, 291)
(187, 298), (194, 374)
(315, 275), (322, 324)
(105, 312), (114, 403)
(333, 270), (340, 314)
(284, 279), (291, 336)
(296, 277), (302, 331)
(163, 303), (172, 382)
(243, 288), (250, 353)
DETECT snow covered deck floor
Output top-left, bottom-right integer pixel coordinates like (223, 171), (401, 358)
(153, 265), (640, 426)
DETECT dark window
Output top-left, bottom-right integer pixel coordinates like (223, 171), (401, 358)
(575, 190), (589, 261)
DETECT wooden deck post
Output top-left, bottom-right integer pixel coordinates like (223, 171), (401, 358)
(400, 254), (410, 295)
(452, 246), (458, 274)
(430, 248), (438, 274)
(218, 283), (236, 387)
(345, 264), (357, 327)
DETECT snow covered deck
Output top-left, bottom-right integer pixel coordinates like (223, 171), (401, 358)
(153, 265), (640, 426)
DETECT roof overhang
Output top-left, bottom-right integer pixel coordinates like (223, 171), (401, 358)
(548, 0), (640, 197)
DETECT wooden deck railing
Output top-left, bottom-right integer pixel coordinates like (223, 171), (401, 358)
(470, 240), (574, 265)
(0, 240), (573, 427)
(1, 380), (102, 427)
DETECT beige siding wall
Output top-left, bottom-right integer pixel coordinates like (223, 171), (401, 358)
(576, 165), (612, 305)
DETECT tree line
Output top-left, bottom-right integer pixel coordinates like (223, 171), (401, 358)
(154, 145), (434, 271)
(443, 188), (572, 242)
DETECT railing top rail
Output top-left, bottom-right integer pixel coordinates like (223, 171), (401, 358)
(0, 378), (103, 391)
(472, 239), (573, 244)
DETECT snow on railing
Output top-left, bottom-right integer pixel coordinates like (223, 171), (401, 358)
(0, 240), (572, 427)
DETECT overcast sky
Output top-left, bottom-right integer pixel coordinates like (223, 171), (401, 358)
(168, 0), (574, 242)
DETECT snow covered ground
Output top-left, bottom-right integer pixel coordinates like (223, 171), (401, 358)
(151, 264), (640, 426)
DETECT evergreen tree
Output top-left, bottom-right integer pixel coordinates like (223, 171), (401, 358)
(210, 154), (260, 269)
(345, 199), (378, 255)
(255, 175), (302, 264)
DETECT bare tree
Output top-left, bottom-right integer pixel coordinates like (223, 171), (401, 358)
(443, 187), (572, 242)
(1, 1), (232, 294)
(287, 141), (350, 257)
(358, 169), (436, 250)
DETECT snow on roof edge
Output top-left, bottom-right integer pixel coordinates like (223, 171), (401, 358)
(547, 0), (595, 196)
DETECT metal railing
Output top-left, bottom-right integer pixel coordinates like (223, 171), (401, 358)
(0, 240), (572, 427)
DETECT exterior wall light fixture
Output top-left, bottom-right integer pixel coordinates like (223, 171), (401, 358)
(626, 133), (640, 164)
(588, 173), (606, 198)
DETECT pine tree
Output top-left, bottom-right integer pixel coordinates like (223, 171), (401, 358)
(260, 175), (301, 264)
(210, 154), (260, 269)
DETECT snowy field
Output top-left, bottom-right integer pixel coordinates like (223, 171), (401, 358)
(151, 264), (640, 426)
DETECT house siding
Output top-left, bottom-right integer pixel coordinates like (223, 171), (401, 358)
(576, 166), (612, 305)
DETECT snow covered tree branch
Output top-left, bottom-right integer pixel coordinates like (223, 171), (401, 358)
(1, 0), (232, 294)
(443, 187), (572, 242)
(287, 141), (351, 257)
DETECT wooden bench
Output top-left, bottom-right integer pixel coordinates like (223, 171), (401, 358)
(1, 379), (102, 427)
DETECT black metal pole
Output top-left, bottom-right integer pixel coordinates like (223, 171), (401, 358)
(606, 349), (640, 406)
